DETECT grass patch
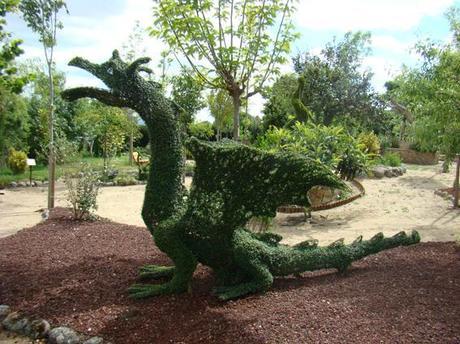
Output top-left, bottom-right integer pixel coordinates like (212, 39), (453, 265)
(0, 154), (138, 187)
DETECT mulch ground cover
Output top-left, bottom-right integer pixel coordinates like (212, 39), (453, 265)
(0, 208), (459, 343)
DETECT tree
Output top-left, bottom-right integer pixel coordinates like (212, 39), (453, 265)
(152, 0), (298, 140)
(262, 73), (297, 130)
(0, 0), (27, 93)
(21, 62), (77, 163)
(386, 6), (460, 206)
(74, 100), (139, 169)
(20, 0), (68, 209)
(0, 0), (28, 166)
(170, 69), (205, 134)
(293, 32), (383, 130)
(74, 99), (101, 156)
(208, 89), (232, 141)
(0, 89), (29, 164)
(188, 121), (214, 140)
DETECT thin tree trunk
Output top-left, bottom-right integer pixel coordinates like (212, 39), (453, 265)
(47, 61), (55, 209)
(126, 109), (134, 165)
(129, 130), (134, 166)
(232, 94), (241, 141)
(217, 127), (221, 141)
(453, 154), (460, 208)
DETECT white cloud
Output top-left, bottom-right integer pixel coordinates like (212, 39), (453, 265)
(13, 0), (167, 88)
(372, 35), (414, 54)
(295, 0), (454, 31)
(362, 56), (404, 92)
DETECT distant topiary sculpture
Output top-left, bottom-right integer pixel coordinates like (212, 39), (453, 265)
(62, 51), (421, 300)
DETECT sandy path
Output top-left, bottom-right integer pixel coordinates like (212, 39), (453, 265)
(1, 164), (459, 245)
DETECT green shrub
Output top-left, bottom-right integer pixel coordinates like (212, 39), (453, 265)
(7, 148), (27, 174)
(380, 152), (402, 167)
(65, 164), (100, 220)
(115, 174), (137, 186)
(257, 122), (370, 179)
(358, 132), (380, 155)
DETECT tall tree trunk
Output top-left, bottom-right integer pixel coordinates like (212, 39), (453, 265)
(453, 154), (460, 208)
(232, 94), (241, 141)
(47, 61), (55, 209)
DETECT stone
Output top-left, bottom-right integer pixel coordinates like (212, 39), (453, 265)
(372, 166), (386, 178)
(0, 305), (11, 322)
(83, 337), (104, 344)
(9, 181), (17, 188)
(384, 169), (394, 178)
(400, 166), (407, 174)
(391, 167), (402, 176)
(48, 326), (81, 344)
(17, 181), (26, 187)
(30, 319), (50, 339)
(2, 311), (31, 336)
(307, 186), (335, 206)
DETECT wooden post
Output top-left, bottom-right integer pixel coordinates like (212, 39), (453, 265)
(454, 154), (460, 208)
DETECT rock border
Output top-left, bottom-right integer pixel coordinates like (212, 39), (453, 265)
(370, 165), (407, 179)
(0, 305), (105, 344)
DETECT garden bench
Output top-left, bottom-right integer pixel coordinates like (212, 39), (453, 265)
(132, 151), (149, 166)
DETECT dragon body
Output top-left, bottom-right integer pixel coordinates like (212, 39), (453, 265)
(62, 51), (420, 300)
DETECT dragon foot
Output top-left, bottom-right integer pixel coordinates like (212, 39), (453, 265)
(128, 280), (189, 299)
(138, 264), (175, 280)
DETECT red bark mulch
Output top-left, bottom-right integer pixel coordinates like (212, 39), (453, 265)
(0, 208), (459, 343)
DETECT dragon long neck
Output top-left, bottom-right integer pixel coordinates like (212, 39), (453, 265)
(132, 85), (184, 232)
(61, 51), (185, 232)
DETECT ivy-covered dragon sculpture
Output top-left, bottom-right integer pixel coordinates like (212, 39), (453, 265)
(62, 51), (420, 300)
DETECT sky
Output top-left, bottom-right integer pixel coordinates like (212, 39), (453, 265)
(6, 0), (459, 121)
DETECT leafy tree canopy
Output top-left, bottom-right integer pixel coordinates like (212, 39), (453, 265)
(151, 0), (298, 139)
(385, 6), (460, 168)
(0, 0), (27, 93)
(261, 73), (297, 130)
(208, 89), (233, 141)
(292, 32), (385, 132)
(170, 69), (205, 133)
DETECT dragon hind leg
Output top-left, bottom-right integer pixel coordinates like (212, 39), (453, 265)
(214, 231), (274, 301)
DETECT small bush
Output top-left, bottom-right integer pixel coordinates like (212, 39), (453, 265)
(380, 152), (402, 167)
(7, 148), (27, 174)
(65, 164), (100, 220)
(115, 174), (137, 186)
(358, 132), (381, 155)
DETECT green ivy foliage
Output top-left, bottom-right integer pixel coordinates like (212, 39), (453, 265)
(62, 51), (420, 301)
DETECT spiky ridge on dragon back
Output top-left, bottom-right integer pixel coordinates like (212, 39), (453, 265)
(62, 51), (421, 301)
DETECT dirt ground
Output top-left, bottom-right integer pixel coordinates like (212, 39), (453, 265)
(0, 208), (459, 343)
(0, 163), (459, 245)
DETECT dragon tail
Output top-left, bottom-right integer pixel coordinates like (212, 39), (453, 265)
(268, 230), (421, 276)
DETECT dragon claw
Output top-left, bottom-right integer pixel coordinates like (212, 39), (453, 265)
(128, 283), (167, 299)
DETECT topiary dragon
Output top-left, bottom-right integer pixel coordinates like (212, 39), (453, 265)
(62, 51), (420, 300)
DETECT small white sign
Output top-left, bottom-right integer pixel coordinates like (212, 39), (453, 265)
(26, 158), (36, 166)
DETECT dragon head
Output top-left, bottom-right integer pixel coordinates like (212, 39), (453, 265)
(187, 138), (346, 222)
